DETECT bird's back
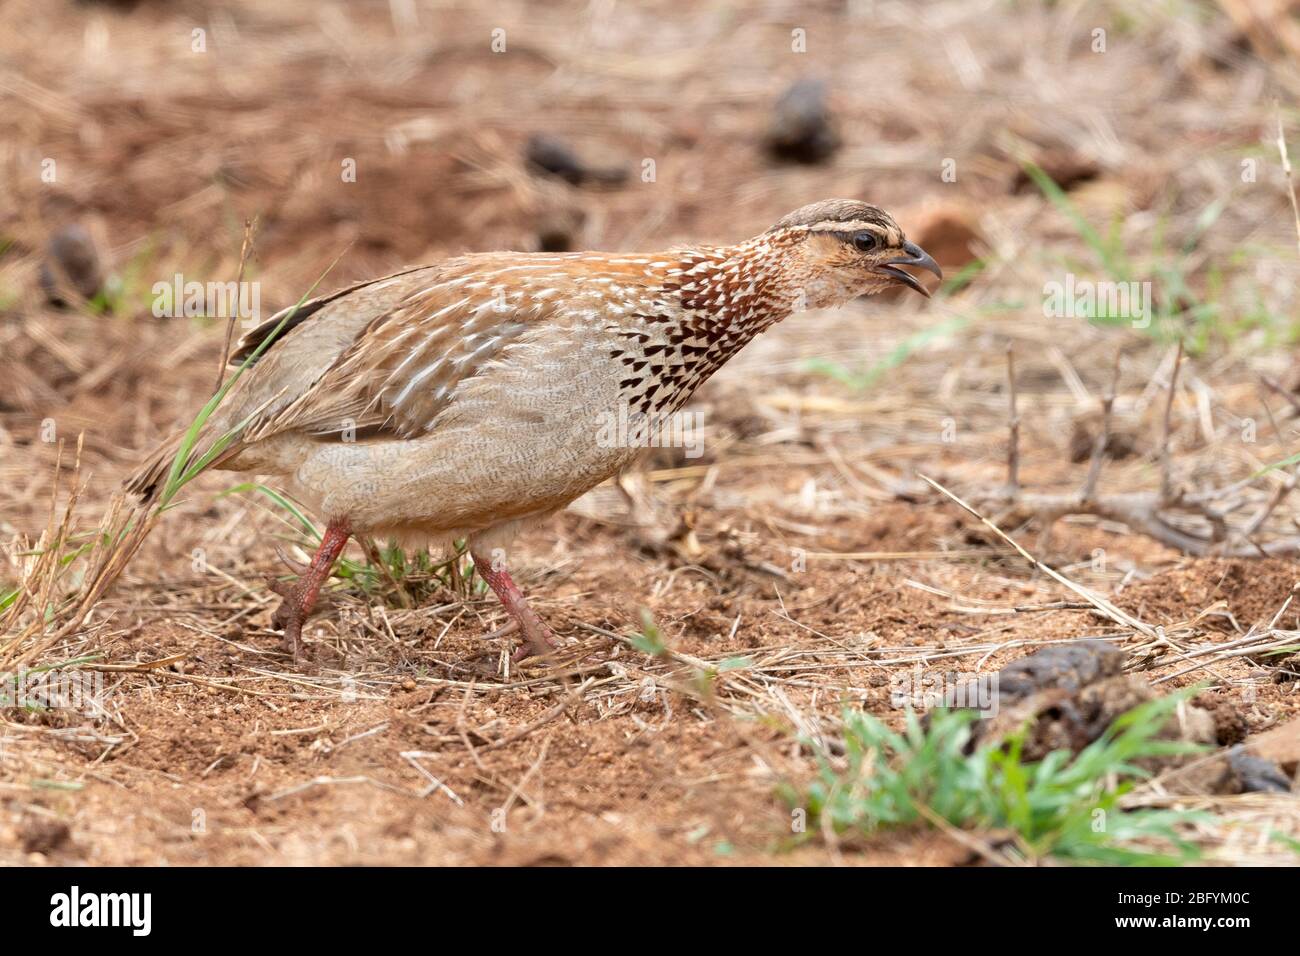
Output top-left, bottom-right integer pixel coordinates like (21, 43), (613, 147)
(126, 248), (686, 500)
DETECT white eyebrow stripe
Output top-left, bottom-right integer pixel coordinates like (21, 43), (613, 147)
(806, 220), (888, 233)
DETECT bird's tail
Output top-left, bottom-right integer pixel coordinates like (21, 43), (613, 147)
(123, 428), (240, 505)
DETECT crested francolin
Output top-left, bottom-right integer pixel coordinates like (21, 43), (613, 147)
(128, 199), (941, 661)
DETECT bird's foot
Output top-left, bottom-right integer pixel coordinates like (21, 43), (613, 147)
(268, 578), (314, 663)
(480, 611), (559, 663)
(264, 521), (352, 664)
(471, 549), (561, 664)
(512, 618), (559, 663)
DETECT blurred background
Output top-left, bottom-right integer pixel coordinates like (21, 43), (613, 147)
(3, 0), (1300, 498)
(2, 0), (1298, 497)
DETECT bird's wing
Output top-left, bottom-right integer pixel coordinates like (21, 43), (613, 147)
(125, 266), (444, 499)
(229, 266), (430, 366)
(243, 265), (549, 442)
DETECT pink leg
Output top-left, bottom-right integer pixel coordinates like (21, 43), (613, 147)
(470, 548), (559, 662)
(269, 520), (350, 661)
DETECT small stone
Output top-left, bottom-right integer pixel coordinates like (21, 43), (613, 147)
(995, 640), (1126, 702)
(765, 78), (839, 165)
(535, 206), (585, 253)
(1068, 413), (1138, 464)
(525, 134), (626, 187)
(19, 818), (70, 855)
(904, 202), (982, 273)
(40, 223), (104, 305)
(1228, 747), (1293, 793)
(1247, 714), (1300, 772)
(1202, 697), (1250, 746)
(1012, 147), (1100, 193)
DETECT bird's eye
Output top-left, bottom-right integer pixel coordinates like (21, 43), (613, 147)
(852, 232), (878, 253)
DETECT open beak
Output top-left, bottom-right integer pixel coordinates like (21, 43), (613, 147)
(875, 240), (943, 298)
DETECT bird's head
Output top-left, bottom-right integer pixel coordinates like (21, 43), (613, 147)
(764, 199), (942, 309)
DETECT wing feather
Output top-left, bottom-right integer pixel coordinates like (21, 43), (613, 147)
(243, 272), (545, 442)
(229, 265), (429, 366)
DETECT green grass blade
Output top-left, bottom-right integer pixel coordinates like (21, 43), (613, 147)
(155, 245), (351, 509)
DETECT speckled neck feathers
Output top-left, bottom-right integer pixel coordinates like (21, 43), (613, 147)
(604, 232), (811, 416)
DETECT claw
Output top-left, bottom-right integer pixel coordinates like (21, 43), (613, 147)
(511, 628), (559, 663)
(273, 544), (311, 576)
(281, 617), (306, 661)
(268, 577), (296, 601)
